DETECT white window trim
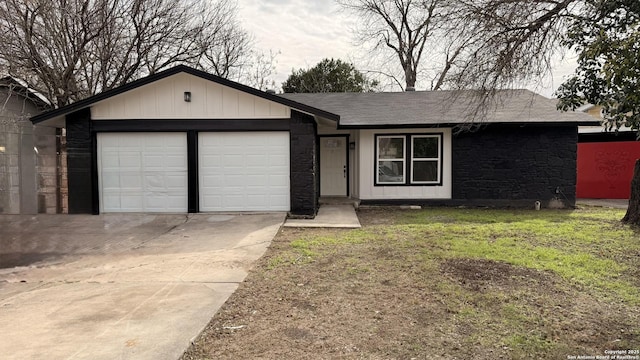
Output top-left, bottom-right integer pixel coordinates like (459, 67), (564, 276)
(410, 134), (441, 184)
(376, 135), (406, 185)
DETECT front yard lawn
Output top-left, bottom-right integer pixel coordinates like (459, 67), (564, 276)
(182, 207), (640, 359)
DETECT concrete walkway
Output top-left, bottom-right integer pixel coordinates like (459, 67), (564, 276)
(577, 199), (629, 209)
(0, 213), (285, 360)
(284, 204), (361, 228)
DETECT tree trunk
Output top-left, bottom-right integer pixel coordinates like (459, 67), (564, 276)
(622, 159), (640, 224)
(405, 67), (416, 90)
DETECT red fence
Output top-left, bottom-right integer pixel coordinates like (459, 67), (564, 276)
(577, 141), (640, 199)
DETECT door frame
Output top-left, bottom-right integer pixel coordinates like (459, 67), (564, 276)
(318, 134), (350, 197)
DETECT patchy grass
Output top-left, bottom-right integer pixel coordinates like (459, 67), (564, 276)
(399, 208), (640, 304)
(183, 207), (640, 360)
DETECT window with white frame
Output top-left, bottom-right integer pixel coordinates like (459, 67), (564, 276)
(376, 135), (406, 184)
(375, 133), (442, 186)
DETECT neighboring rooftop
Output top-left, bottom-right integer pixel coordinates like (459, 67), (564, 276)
(0, 76), (51, 110)
(281, 89), (600, 128)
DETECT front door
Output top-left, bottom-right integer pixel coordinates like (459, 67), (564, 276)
(320, 136), (348, 196)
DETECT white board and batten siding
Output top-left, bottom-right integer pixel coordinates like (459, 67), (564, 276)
(357, 128), (453, 200)
(91, 72), (290, 120)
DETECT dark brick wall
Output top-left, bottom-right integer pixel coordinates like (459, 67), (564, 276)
(66, 108), (95, 214)
(290, 110), (318, 216)
(452, 125), (578, 207)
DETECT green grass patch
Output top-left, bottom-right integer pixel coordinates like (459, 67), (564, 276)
(398, 207), (640, 304)
(281, 207), (640, 303)
(506, 334), (555, 357)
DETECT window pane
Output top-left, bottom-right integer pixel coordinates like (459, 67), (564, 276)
(379, 137), (405, 159)
(378, 161), (404, 183)
(412, 161), (438, 182)
(413, 137), (438, 158)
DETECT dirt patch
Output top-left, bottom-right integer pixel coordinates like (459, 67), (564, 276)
(182, 209), (640, 360)
(356, 207), (404, 225)
(440, 258), (556, 290)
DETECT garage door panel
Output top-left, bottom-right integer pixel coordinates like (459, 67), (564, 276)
(222, 195), (243, 204)
(101, 173), (141, 189)
(246, 194), (266, 202)
(145, 137), (168, 147)
(145, 195), (185, 212)
(144, 174), (166, 189)
(166, 156), (188, 168)
(201, 175), (222, 183)
(245, 187), (265, 195)
(221, 156), (242, 166)
(198, 160), (219, 168)
(101, 173), (122, 188)
(239, 168), (262, 176)
(269, 174), (289, 183)
(245, 174), (267, 183)
(101, 195), (121, 210)
(143, 155), (166, 168)
(119, 175), (143, 188)
(143, 158), (186, 170)
(99, 136), (116, 147)
(199, 132), (290, 212)
(98, 133), (188, 213)
(269, 165), (289, 173)
(142, 172), (185, 186)
(273, 161), (289, 167)
(120, 195), (144, 210)
(270, 194), (289, 204)
(101, 153), (122, 168)
(165, 174), (188, 189)
(200, 195), (221, 208)
(245, 154), (267, 165)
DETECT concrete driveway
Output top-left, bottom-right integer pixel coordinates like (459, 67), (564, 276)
(0, 213), (285, 360)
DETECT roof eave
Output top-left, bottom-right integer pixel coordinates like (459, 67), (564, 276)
(336, 120), (601, 130)
(35, 115), (66, 128)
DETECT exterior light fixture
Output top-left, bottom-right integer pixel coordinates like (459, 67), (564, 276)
(184, 91), (191, 102)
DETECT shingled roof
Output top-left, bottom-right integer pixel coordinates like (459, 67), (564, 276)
(280, 89), (599, 128)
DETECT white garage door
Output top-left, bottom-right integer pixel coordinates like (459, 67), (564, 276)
(199, 132), (290, 211)
(97, 133), (188, 212)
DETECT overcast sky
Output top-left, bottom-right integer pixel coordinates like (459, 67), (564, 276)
(236, 0), (577, 98)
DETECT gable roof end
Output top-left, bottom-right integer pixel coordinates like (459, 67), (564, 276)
(30, 65), (340, 126)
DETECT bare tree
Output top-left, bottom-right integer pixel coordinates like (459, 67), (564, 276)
(237, 50), (280, 92)
(335, 0), (586, 94)
(0, 0), (251, 107)
(432, 0), (585, 128)
(448, 0), (578, 92)
(336, 0), (474, 91)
